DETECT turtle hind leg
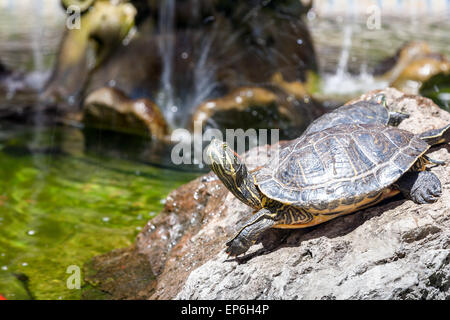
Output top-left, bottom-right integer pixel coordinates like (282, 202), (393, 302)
(410, 155), (445, 171)
(388, 111), (409, 126)
(226, 208), (277, 256)
(418, 124), (450, 146)
(422, 155), (445, 167)
(395, 171), (442, 204)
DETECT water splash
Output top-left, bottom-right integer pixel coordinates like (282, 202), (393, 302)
(321, 24), (387, 96)
(155, 0), (225, 128)
(189, 32), (218, 121)
(183, 23), (236, 127)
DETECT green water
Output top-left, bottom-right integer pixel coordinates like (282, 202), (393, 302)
(0, 122), (199, 299)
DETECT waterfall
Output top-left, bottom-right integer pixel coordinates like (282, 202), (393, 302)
(321, 23), (387, 96)
(156, 0), (226, 128)
(31, 0), (44, 72)
(184, 23), (225, 128)
(157, 0), (177, 126)
(27, 0), (53, 92)
(335, 24), (353, 81)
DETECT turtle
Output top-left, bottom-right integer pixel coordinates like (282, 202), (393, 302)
(206, 122), (450, 256)
(303, 93), (450, 147)
(302, 94), (409, 136)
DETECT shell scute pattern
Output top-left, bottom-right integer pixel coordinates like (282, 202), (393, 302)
(292, 144), (325, 186)
(374, 164), (403, 186)
(352, 130), (397, 165)
(392, 153), (417, 171)
(384, 128), (411, 147)
(304, 100), (389, 136)
(341, 138), (374, 175)
(254, 124), (429, 209)
(315, 134), (359, 179)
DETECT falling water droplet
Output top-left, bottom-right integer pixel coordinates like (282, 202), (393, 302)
(68, 96), (76, 106)
(307, 11), (316, 20)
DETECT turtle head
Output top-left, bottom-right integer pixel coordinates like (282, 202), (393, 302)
(206, 138), (245, 183)
(206, 139), (262, 209)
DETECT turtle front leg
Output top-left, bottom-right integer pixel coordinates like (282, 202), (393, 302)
(226, 208), (277, 256)
(395, 171), (442, 204)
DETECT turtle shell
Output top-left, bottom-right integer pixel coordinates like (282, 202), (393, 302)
(303, 97), (389, 136)
(254, 123), (429, 212)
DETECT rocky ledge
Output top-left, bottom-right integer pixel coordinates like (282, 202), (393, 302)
(84, 88), (450, 300)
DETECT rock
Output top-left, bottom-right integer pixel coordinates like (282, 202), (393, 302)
(0, 60), (10, 79)
(190, 86), (323, 140)
(85, 88), (450, 300)
(82, 87), (169, 140)
(82, 246), (156, 300)
(61, 0), (96, 13)
(41, 1), (137, 107)
(375, 42), (450, 95)
(44, 0), (317, 122)
(0, 272), (32, 300)
(0, 64), (49, 120)
(83, 172), (230, 299)
(374, 42), (432, 77)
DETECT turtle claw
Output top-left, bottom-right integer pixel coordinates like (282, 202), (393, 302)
(397, 171), (442, 204)
(225, 238), (251, 257)
(225, 209), (276, 256)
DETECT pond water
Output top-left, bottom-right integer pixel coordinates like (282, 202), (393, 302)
(0, 2), (449, 300)
(0, 122), (198, 299)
